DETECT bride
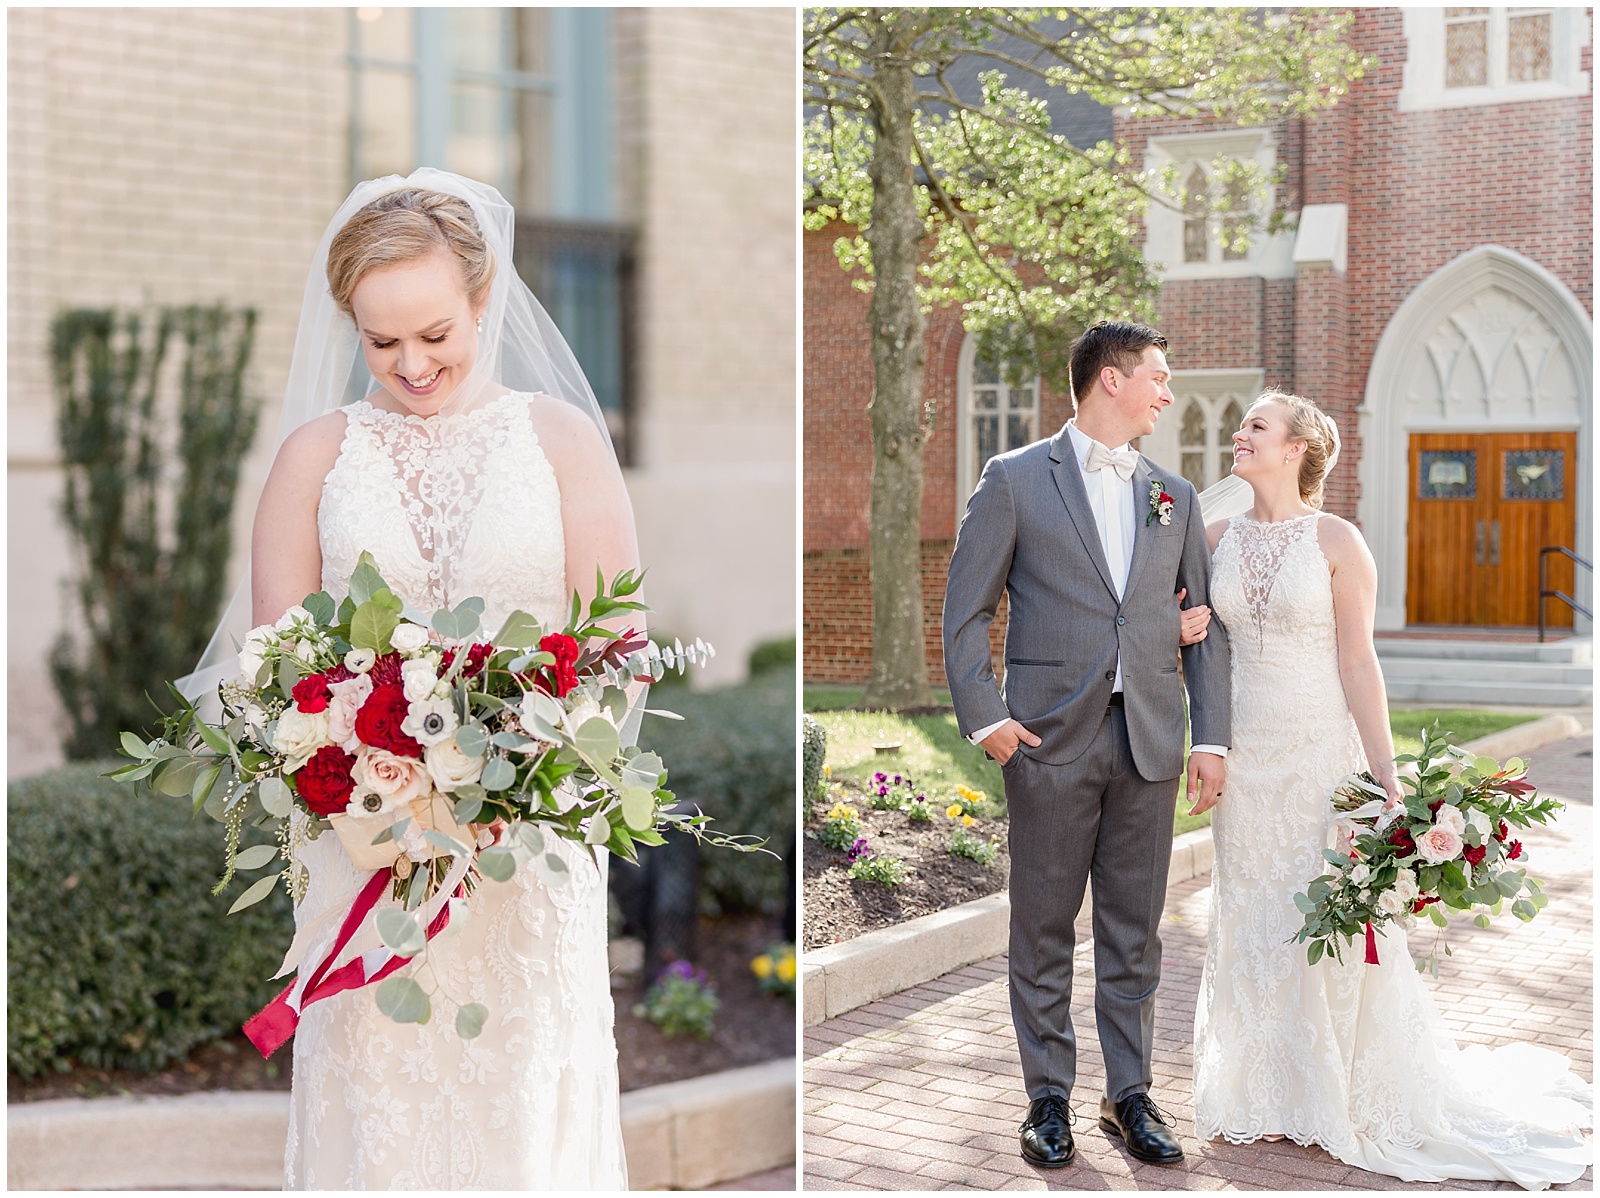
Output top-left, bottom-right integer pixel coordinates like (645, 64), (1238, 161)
(190, 170), (635, 1188)
(1178, 390), (1591, 1188)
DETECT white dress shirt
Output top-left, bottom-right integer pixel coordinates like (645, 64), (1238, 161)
(969, 421), (1226, 760)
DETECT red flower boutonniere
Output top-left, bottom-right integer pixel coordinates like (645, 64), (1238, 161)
(1146, 480), (1174, 527)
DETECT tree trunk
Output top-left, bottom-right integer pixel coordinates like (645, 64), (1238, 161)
(860, 14), (934, 711)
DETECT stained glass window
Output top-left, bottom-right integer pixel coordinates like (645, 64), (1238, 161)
(1445, 8), (1490, 87)
(1504, 449), (1563, 500)
(1418, 450), (1477, 499)
(1220, 173), (1251, 262)
(1179, 401), (1206, 490)
(1508, 10), (1553, 82)
(1219, 400), (1243, 480)
(1183, 166), (1208, 264)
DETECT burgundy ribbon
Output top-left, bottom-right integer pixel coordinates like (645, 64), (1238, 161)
(243, 870), (457, 1058)
(1363, 920), (1379, 965)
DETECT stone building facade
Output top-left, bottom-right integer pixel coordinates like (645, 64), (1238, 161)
(8, 6), (795, 775)
(804, 6), (1592, 685)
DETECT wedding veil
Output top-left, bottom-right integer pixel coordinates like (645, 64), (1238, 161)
(179, 168), (629, 703)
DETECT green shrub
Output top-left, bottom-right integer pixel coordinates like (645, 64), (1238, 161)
(632, 961), (719, 1040)
(638, 667), (794, 915)
(802, 713), (826, 805)
(8, 763), (293, 1076)
(748, 635), (796, 675)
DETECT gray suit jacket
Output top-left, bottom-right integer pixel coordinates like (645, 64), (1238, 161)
(942, 425), (1231, 781)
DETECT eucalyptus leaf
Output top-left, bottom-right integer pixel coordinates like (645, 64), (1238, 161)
(477, 846), (517, 883)
(575, 717), (620, 765)
(258, 776), (293, 818)
(351, 602), (400, 654)
(156, 759), (203, 798)
(543, 852), (568, 875)
(480, 757), (516, 792)
(372, 817), (412, 846)
(493, 610), (543, 650)
(620, 786), (656, 833)
(349, 555), (386, 606)
(513, 822), (546, 855)
(422, 829), (470, 857)
(302, 590), (337, 626)
(453, 725), (489, 759)
(491, 730), (536, 751)
(120, 731), (152, 760)
(375, 908), (428, 956)
(585, 813), (612, 846)
(231, 844), (280, 871)
(375, 975), (431, 1024)
(228, 871), (282, 914)
(455, 1002), (489, 1039)
(452, 795), (485, 825)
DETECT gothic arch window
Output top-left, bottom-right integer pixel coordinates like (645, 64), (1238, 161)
(1182, 166), (1209, 264)
(1142, 129), (1291, 281)
(956, 336), (1040, 511)
(1138, 371), (1263, 493)
(1219, 399), (1244, 480)
(1401, 7), (1586, 111)
(1179, 400), (1207, 489)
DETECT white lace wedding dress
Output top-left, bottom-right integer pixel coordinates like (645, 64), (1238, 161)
(1193, 512), (1591, 1188)
(282, 392), (628, 1189)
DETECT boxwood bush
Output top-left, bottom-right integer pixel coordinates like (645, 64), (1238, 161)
(8, 763), (294, 1076)
(639, 667), (795, 915)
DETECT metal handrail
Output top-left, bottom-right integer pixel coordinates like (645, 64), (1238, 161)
(1538, 546), (1592, 642)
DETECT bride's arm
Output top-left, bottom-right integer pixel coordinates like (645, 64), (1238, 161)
(1322, 516), (1403, 806)
(251, 414), (346, 625)
(529, 398), (641, 622)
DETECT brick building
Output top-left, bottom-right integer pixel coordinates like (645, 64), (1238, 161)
(804, 6), (1592, 686)
(9, 7), (795, 775)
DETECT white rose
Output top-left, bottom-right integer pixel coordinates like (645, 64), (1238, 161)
(402, 697), (459, 747)
(518, 692), (562, 742)
(1377, 889), (1408, 917)
(244, 703), (270, 736)
(275, 605), (311, 633)
(238, 648), (266, 684)
(1392, 868), (1419, 903)
(1434, 803), (1467, 837)
(1349, 863), (1370, 886)
(245, 623), (277, 649)
(1464, 808), (1492, 839)
(561, 695), (614, 738)
(426, 735), (485, 793)
(274, 707), (333, 772)
(402, 659), (439, 703)
(344, 647), (377, 674)
(1415, 824), (1464, 865)
(390, 623), (431, 655)
(327, 673), (375, 751)
(350, 747), (431, 816)
(1357, 888), (1371, 903)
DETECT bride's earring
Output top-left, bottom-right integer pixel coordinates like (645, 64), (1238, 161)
(476, 316), (484, 333)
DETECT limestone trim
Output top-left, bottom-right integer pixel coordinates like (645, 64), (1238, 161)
(1141, 127), (1294, 281)
(1399, 6), (1590, 113)
(1358, 245), (1592, 631)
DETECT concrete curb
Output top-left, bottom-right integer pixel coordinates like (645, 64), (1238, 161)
(802, 713), (1582, 1027)
(6, 1057), (794, 1191)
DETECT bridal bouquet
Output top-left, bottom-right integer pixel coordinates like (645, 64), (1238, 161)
(1291, 724), (1565, 975)
(111, 553), (761, 1051)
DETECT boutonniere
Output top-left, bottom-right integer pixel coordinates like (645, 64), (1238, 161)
(1146, 479), (1175, 527)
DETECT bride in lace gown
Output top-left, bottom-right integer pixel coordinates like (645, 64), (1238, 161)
(1182, 391), (1590, 1188)
(242, 174), (634, 1188)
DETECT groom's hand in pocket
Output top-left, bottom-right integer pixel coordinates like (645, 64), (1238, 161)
(979, 719), (1042, 766)
(1186, 751), (1226, 815)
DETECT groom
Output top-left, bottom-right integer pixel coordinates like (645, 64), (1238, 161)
(943, 320), (1231, 1168)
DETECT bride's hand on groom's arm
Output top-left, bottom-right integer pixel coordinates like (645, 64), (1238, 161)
(1175, 587), (1210, 646)
(979, 719), (1042, 766)
(1185, 751), (1226, 816)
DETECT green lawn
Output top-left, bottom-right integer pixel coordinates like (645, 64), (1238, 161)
(809, 691), (1541, 838)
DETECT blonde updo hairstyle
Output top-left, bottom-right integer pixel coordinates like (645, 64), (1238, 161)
(1254, 388), (1341, 509)
(325, 188), (496, 318)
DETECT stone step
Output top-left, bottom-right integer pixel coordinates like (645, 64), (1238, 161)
(1378, 657), (1593, 686)
(1375, 637), (1592, 665)
(1383, 677), (1593, 707)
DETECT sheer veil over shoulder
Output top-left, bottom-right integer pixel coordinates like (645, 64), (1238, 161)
(184, 170), (636, 1189)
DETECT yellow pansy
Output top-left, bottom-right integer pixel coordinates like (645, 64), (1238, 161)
(946, 803), (963, 819)
(751, 954), (774, 979)
(776, 956), (796, 983)
(962, 814), (975, 828)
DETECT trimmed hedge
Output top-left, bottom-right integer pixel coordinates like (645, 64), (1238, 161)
(8, 763), (293, 1076)
(639, 667), (795, 915)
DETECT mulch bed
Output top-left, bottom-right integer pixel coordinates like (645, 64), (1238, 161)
(803, 787), (1010, 951)
(9, 914), (793, 1104)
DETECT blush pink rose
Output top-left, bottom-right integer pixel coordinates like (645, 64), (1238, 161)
(349, 746), (431, 817)
(1415, 824), (1464, 865)
(326, 673), (375, 751)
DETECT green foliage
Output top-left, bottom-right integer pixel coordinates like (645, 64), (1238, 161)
(748, 635), (796, 675)
(633, 963), (719, 1040)
(751, 942), (796, 999)
(805, 8), (1368, 385)
(638, 668), (794, 914)
(8, 763), (293, 1076)
(802, 713), (828, 806)
(814, 801), (864, 851)
(50, 304), (260, 759)
(847, 849), (908, 887)
(905, 798), (933, 822)
(947, 822), (1001, 867)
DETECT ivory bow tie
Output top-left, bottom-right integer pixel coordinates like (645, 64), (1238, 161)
(1084, 439), (1139, 482)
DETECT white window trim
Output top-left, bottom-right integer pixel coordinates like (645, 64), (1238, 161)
(1142, 129), (1295, 282)
(1399, 7), (1589, 113)
(955, 333), (1042, 519)
(1140, 369), (1266, 492)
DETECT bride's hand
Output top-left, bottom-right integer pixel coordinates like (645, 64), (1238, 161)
(1374, 765), (1404, 811)
(1177, 587), (1211, 646)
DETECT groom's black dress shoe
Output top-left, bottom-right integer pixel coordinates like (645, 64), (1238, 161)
(1018, 1094), (1076, 1167)
(1099, 1092), (1184, 1164)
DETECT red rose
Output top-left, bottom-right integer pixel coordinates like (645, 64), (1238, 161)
(1158, 491), (1174, 505)
(1494, 820), (1509, 842)
(442, 642), (494, 678)
(292, 674), (332, 714)
(1463, 843), (1487, 866)
(1507, 840), (1524, 861)
(1388, 826), (1416, 855)
(1427, 798), (1444, 816)
(297, 745), (357, 816)
(355, 683), (422, 757)
(1411, 895), (1440, 914)
(539, 633), (581, 698)
(369, 652), (404, 688)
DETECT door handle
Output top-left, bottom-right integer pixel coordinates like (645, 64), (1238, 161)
(1476, 520), (1486, 566)
(1490, 519), (1501, 566)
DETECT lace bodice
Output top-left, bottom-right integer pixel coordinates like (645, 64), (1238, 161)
(318, 392), (566, 633)
(286, 391), (624, 1189)
(1194, 512), (1591, 1184)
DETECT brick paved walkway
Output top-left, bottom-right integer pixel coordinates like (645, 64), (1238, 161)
(804, 736), (1593, 1190)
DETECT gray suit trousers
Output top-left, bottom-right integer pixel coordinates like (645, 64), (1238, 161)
(1004, 703), (1177, 1104)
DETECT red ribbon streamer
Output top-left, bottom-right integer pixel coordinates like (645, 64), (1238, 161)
(243, 870), (457, 1058)
(1363, 920), (1379, 965)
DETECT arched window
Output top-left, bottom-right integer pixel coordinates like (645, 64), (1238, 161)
(1138, 372), (1263, 494)
(1182, 166), (1209, 264)
(1179, 400), (1207, 490)
(957, 336), (1040, 510)
(1219, 399), (1244, 480)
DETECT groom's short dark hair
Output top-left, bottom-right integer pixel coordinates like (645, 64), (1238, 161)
(1070, 321), (1168, 408)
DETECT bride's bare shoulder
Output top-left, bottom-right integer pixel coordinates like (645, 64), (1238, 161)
(1314, 513), (1373, 571)
(1204, 519), (1230, 551)
(523, 393), (614, 469)
(265, 409), (350, 491)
